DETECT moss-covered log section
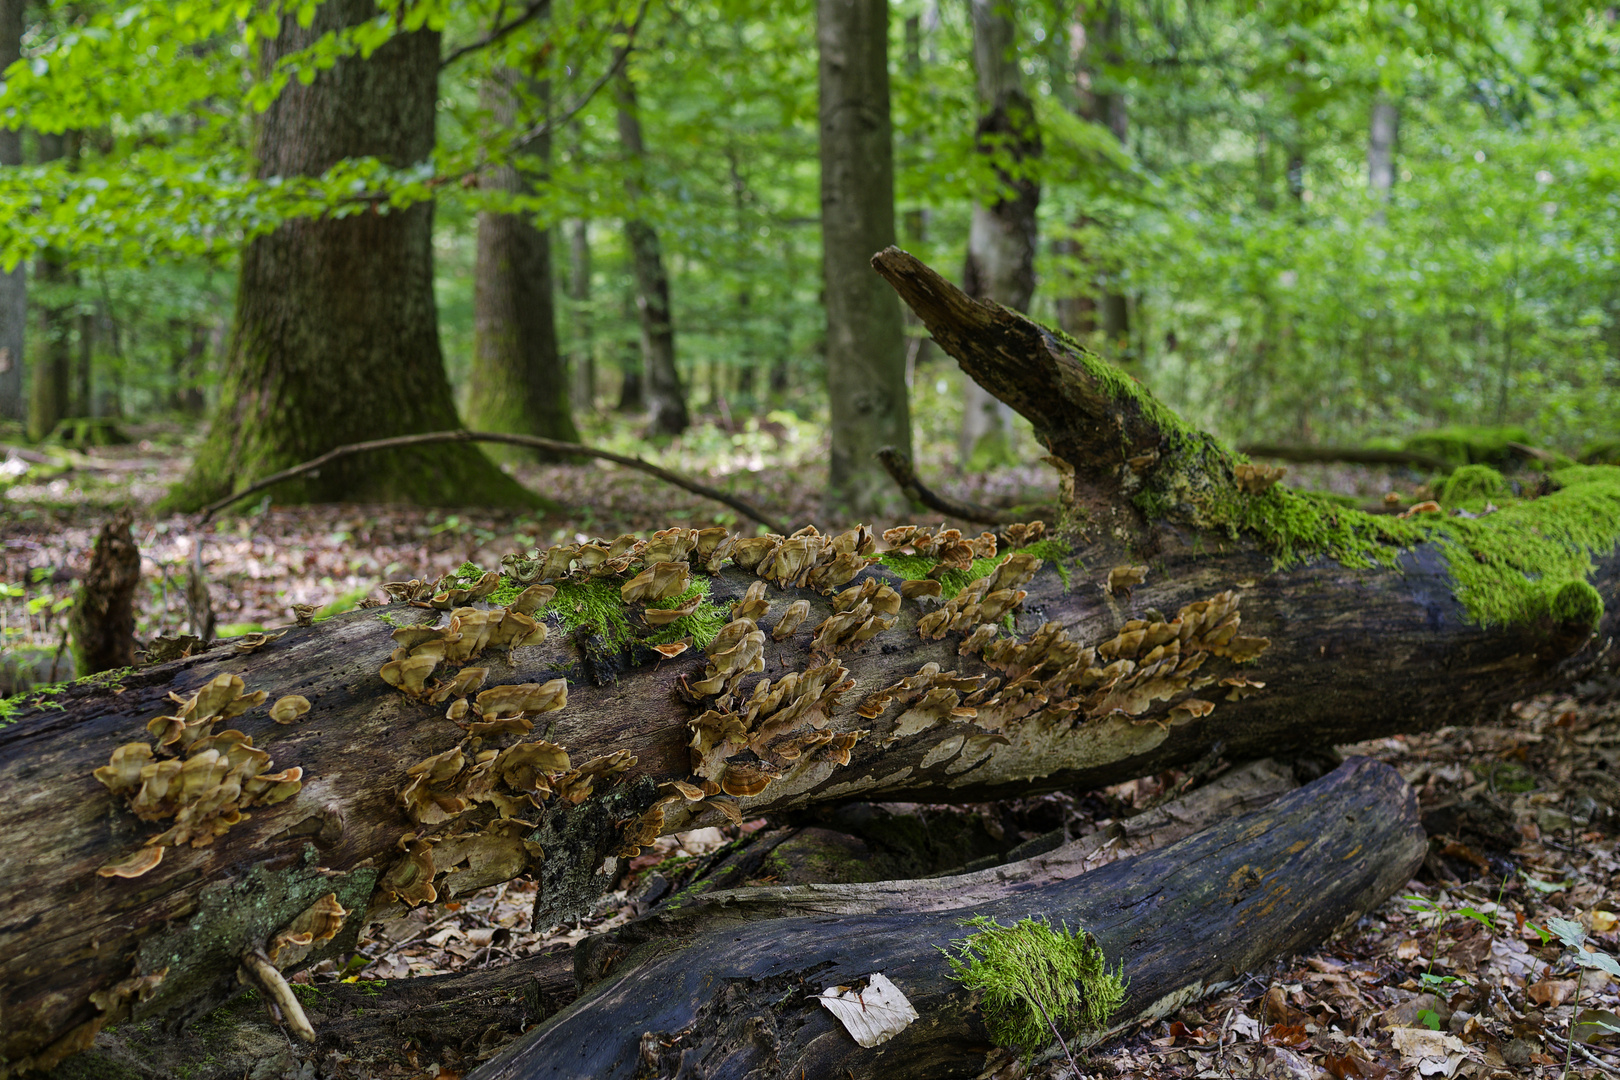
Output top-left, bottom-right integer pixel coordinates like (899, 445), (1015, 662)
(5, 251), (1620, 1074)
(475, 757), (1423, 1080)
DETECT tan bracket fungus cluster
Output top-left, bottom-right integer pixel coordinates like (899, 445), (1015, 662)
(625, 632), (865, 857)
(380, 582), (554, 698)
(859, 589), (1273, 766)
(881, 523), (1000, 575)
(915, 550), (1044, 641)
(93, 674), (306, 879)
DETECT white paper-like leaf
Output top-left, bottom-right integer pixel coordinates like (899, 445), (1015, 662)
(818, 972), (920, 1048)
(1389, 1027), (1468, 1078)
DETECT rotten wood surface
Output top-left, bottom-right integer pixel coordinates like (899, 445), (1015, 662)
(475, 757), (1425, 1080)
(3, 252), (1615, 1074)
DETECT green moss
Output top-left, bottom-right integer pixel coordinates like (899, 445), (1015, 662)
(878, 552), (1003, 600)
(1177, 463), (1620, 630)
(375, 611), (402, 628)
(1429, 466), (1620, 628)
(1438, 464), (1511, 511)
(0, 665), (133, 726)
(1581, 438), (1620, 467)
(1018, 537), (1075, 588)
(1212, 485), (1426, 571)
(538, 574), (727, 652)
(943, 914), (1126, 1056)
(1402, 425), (1530, 468)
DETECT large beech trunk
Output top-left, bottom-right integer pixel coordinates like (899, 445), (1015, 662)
(3, 252), (1617, 1075)
(477, 758), (1423, 1080)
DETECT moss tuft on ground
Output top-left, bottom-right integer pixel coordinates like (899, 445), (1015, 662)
(1438, 464), (1511, 511)
(943, 914), (1126, 1056)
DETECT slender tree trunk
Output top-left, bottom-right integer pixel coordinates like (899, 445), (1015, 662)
(468, 66), (579, 462)
(614, 67), (688, 437)
(73, 306), (92, 418)
(819, 0), (912, 519)
(566, 218), (594, 410)
(960, 0), (1040, 470)
(27, 133), (72, 443)
(165, 0), (532, 511)
(615, 288), (645, 412)
(1368, 95), (1398, 226)
(1056, 3), (1126, 348)
(0, 0), (23, 422)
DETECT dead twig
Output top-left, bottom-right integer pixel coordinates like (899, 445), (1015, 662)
(875, 446), (1023, 526)
(195, 430), (786, 534)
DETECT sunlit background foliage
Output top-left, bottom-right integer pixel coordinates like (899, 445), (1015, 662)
(1, 0), (1615, 451)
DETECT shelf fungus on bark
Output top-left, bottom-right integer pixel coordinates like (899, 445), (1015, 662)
(1000, 520), (1046, 548)
(232, 629), (287, 655)
(93, 674), (304, 877)
(771, 599), (811, 641)
(268, 694), (310, 725)
(686, 617), (767, 701)
(1106, 564), (1148, 597)
(1234, 462), (1287, 494)
(266, 892), (349, 968)
(25, 964), (170, 1073)
(621, 561), (692, 604)
(732, 580), (770, 621)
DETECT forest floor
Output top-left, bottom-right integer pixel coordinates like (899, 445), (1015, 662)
(3, 414), (1617, 1079)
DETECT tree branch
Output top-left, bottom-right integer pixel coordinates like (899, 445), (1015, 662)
(439, 0), (554, 71)
(195, 430), (786, 533)
(506, 0), (651, 147)
(875, 446), (1021, 525)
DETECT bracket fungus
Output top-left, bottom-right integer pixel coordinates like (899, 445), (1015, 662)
(94, 675), (303, 875)
(268, 694), (310, 725)
(1234, 462), (1287, 494)
(771, 599), (812, 641)
(621, 561), (692, 605)
(732, 580), (770, 622)
(266, 892), (349, 967)
(1106, 565), (1148, 597)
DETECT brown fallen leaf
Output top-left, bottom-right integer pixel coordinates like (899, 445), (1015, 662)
(1527, 978), (1576, 1008)
(1266, 1021), (1309, 1047)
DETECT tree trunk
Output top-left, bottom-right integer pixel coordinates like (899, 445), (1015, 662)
(818, 0), (912, 520)
(468, 66), (580, 462)
(27, 131), (75, 444)
(164, 0), (533, 512)
(1368, 95), (1398, 226)
(478, 758), (1423, 1080)
(0, 0), (23, 423)
(960, 0), (1040, 470)
(566, 218), (595, 410)
(6, 252), (1620, 1074)
(68, 510), (140, 676)
(1056, 2), (1128, 352)
(615, 67), (689, 438)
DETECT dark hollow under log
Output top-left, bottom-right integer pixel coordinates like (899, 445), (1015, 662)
(3, 252), (1617, 1073)
(475, 757), (1424, 1080)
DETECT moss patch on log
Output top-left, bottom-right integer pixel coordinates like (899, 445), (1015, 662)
(447, 560), (729, 651)
(1438, 464), (1512, 511)
(878, 538), (1074, 598)
(944, 914), (1126, 1056)
(1213, 465), (1620, 630)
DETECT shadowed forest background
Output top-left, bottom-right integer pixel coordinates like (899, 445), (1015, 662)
(3, 2), (1620, 1079)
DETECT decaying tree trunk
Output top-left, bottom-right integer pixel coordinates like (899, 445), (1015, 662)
(68, 509), (140, 675)
(478, 758), (1423, 1080)
(4, 251), (1619, 1075)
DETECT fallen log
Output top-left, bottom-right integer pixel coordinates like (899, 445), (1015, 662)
(4, 250), (1619, 1073)
(476, 757), (1424, 1080)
